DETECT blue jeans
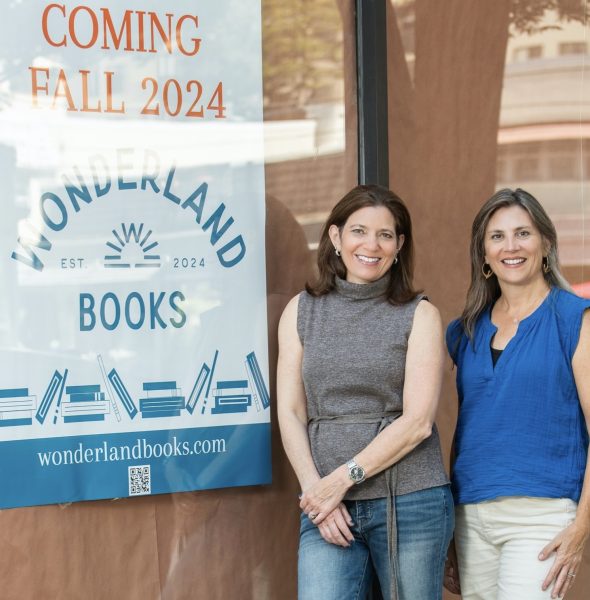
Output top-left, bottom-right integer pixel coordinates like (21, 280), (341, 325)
(298, 485), (454, 600)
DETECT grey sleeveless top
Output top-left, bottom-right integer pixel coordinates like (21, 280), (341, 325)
(297, 275), (449, 501)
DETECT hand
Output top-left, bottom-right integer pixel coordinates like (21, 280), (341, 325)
(443, 539), (461, 595)
(539, 520), (589, 599)
(316, 503), (355, 547)
(299, 465), (352, 525)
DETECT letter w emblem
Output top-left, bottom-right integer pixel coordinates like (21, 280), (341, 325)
(121, 223), (144, 244)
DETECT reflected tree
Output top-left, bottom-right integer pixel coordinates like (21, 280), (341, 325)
(386, 0), (588, 311)
(262, 0), (344, 118)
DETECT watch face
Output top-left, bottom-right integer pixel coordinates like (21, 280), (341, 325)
(350, 466), (364, 482)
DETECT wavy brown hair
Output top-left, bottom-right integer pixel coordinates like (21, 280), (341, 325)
(306, 184), (420, 305)
(457, 188), (570, 344)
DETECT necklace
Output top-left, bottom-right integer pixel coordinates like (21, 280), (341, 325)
(500, 288), (550, 325)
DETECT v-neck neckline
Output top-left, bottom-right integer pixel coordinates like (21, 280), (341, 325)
(484, 287), (554, 372)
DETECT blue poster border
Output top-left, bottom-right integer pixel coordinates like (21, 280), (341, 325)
(0, 423), (271, 509)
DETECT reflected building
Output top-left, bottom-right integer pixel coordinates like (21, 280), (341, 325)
(393, 2), (589, 286)
(499, 12), (589, 275)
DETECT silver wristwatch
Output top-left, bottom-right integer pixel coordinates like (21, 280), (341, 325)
(346, 459), (366, 485)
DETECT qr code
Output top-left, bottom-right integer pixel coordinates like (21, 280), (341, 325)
(128, 465), (151, 496)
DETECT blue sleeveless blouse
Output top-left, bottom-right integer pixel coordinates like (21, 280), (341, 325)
(447, 288), (590, 504)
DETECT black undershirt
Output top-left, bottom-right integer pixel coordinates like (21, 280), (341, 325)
(491, 345), (503, 367)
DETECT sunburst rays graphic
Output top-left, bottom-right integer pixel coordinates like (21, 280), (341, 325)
(104, 223), (161, 269)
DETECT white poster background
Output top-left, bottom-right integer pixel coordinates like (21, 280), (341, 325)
(0, 0), (268, 494)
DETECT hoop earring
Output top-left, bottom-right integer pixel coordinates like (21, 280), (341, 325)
(482, 262), (493, 280)
(393, 255), (399, 265)
(334, 248), (341, 257)
(542, 256), (550, 274)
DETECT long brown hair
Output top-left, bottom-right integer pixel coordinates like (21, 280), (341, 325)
(457, 188), (570, 343)
(306, 184), (420, 305)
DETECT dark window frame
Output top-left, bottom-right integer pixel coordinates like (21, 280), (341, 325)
(356, 0), (389, 187)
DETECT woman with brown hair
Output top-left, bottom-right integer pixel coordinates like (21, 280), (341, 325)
(445, 188), (590, 599)
(277, 184), (452, 599)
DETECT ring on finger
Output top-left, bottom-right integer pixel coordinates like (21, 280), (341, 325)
(567, 571), (576, 578)
(308, 512), (317, 520)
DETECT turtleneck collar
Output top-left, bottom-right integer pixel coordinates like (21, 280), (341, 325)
(334, 275), (390, 300)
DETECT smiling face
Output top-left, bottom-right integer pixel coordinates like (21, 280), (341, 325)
(484, 205), (548, 288)
(329, 205), (404, 285)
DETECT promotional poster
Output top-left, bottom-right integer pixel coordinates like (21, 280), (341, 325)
(0, 1), (270, 508)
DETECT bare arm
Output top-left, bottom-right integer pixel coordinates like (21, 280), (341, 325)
(277, 295), (354, 546)
(540, 309), (590, 599)
(276, 295), (320, 491)
(299, 299), (445, 523)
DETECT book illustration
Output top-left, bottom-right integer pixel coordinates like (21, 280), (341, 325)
(64, 414), (105, 423)
(187, 364), (210, 415)
(36, 370), (65, 424)
(246, 352), (270, 409)
(215, 394), (252, 405)
(205, 350), (219, 398)
(61, 381), (109, 424)
(139, 381), (185, 419)
(68, 392), (106, 402)
(65, 384), (101, 394)
(0, 388), (31, 398)
(1, 349), (269, 427)
(62, 401), (110, 414)
(194, 349), (269, 418)
(186, 349), (218, 415)
(108, 368), (138, 419)
(244, 360), (262, 412)
(0, 387), (37, 427)
(52, 369), (69, 424)
(143, 381), (177, 391)
(144, 388), (181, 398)
(98, 355), (122, 422)
(139, 397), (185, 411)
(210, 379), (252, 415)
(211, 394), (252, 415)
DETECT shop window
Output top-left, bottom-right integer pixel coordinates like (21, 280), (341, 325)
(548, 155), (576, 180)
(513, 45), (543, 62)
(559, 41), (587, 56)
(514, 156), (540, 180)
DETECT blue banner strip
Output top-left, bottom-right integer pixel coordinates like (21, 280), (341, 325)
(0, 423), (271, 509)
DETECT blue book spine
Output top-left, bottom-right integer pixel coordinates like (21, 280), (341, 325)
(65, 385), (101, 394)
(141, 409), (181, 418)
(0, 388), (29, 398)
(108, 369), (138, 419)
(187, 363), (210, 414)
(142, 381), (177, 391)
(36, 371), (63, 424)
(139, 397), (185, 411)
(139, 402), (185, 410)
(69, 392), (105, 402)
(205, 350), (219, 399)
(216, 394), (252, 406)
(211, 404), (249, 415)
(64, 414), (105, 423)
(0, 418), (33, 427)
(216, 379), (249, 390)
(246, 352), (270, 409)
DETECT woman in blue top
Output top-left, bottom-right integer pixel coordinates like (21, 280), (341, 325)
(445, 188), (590, 599)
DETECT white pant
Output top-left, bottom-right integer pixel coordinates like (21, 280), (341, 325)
(455, 497), (577, 600)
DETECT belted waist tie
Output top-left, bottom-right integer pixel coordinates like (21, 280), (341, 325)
(308, 411), (403, 600)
